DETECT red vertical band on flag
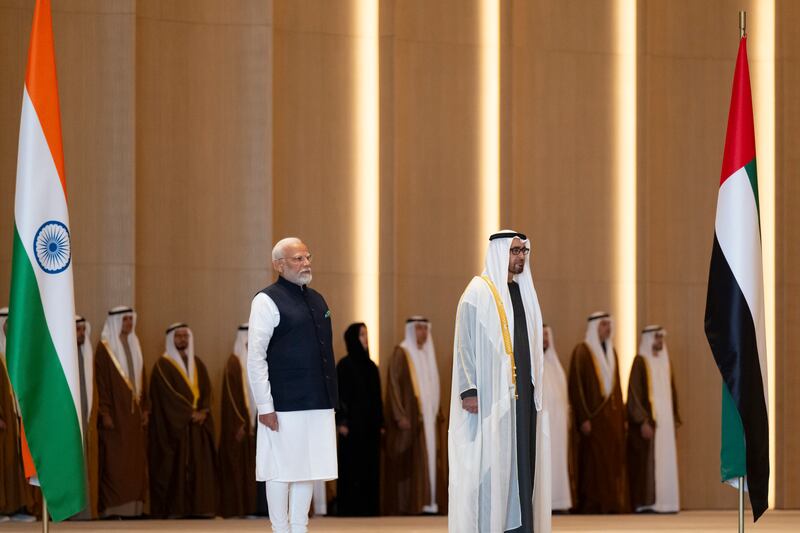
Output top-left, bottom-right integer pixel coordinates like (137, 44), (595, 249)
(24, 0), (67, 197)
(720, 37), (756, 185)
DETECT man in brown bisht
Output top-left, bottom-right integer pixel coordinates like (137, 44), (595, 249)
(0, 308), (36, 522)
(383, 316), (447, 515)
(568, 311), (630, 514)
(71, 316), (99, 520)
(627, 325), (681, 513)
(95, 306), (148, 517)
(219, 323), (257, 518)
(149, 323), (217, 518)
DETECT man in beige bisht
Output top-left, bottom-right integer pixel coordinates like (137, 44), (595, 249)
(72, 316), (99, 519)
(383, 317), (446, 515)
(149, 323), (217, 518)
(568, 312), (629, 513)
(95, 306), (148, 517)
(542, 325), (572, 512)
(449, 230), (551, 533)
(627, 325), (681, 513)
(219, 323), (257, 518)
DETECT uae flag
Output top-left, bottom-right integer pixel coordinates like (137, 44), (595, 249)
(704, 35), (769, 521)
(6, 0), (87, 521)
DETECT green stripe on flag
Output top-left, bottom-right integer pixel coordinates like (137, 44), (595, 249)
(744, 158), (759, 215)
(7, 225), (86, 520)
(720, 383), (747, 483)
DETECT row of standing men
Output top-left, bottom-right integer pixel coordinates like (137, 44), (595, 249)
(0, 306), (486, 520)
(0, 307), (262, 520)
(0, 305), (680, 521)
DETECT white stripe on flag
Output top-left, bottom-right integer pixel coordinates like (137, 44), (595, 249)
(14, 88), (81, 431)
(714, 165), (768, 407)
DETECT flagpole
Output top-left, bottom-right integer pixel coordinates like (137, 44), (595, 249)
(42, 494), (49, 533)
(736, 5), (746, 526)
(738, 477), (745, 533)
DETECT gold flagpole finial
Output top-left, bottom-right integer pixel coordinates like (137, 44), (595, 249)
(739, 11), (747, 39)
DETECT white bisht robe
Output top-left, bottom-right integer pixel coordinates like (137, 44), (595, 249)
(449, 275), (551, 533)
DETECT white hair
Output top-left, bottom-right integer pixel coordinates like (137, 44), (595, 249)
(272, 237), (303, 261)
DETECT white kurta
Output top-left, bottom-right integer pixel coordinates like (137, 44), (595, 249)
(543, 349), (571, 511)
(449, 277), (551, 533)
(247, 292), (337, 483)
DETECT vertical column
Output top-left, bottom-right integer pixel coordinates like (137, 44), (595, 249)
(136, 0), (273, 418)
(775, 0), (799, 510)
(750, 1), (776, 509)
(354, 0), (380, 361)
(391, 0), (485, 403)
(506, 0), (617, 358)
(481, 0), (500, 238)
(272, 0), (359, 358)
(614, 0), (637, 396)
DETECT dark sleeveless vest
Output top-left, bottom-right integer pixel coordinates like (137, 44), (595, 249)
(260, 276), (337, 411)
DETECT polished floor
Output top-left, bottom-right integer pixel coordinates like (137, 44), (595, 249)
(1, 511), (799, 532)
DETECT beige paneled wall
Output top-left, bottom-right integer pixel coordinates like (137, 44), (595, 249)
(776, 0), (799, 510)
(272, 0), (360, 360)
(135, 0), (273, 420)
(387, 0), (484, 405)
(0, 0), (136, 332)
(505, 0), (617, 375)
(0, 0), (34, 306)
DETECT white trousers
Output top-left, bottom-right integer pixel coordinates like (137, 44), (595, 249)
(267, 480), (314, 533)
(312, 480), (327, 515)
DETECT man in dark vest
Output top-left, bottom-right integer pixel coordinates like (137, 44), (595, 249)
(247, 237), (338, 533)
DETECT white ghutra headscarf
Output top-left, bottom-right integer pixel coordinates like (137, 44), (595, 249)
(584, 311), (616, 397)
(233, 323), (256, 425)
(101, 306), (144, 395)
(482, 230), (545, 410)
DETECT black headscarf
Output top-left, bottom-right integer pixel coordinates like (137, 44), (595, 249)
(344, 322), (369, 360)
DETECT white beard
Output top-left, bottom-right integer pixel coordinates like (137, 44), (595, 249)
(285, 271), (312, 286)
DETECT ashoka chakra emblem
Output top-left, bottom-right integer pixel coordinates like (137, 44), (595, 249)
(33, 221), (71, 274)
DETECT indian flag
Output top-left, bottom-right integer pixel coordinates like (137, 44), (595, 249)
(704, 35), (769, 521)
(6, 0), (87, 521)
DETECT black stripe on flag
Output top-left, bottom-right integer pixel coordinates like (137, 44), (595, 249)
(705, 235), (769, 519)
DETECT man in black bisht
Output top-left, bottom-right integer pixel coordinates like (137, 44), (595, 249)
(335, 323), (383, 516)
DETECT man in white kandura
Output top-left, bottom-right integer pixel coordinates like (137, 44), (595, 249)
(248, 237), (338, 533)
(543, 325), (572, 512)
(449, 230), (551, 533)
(627, 325), (681, 513)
